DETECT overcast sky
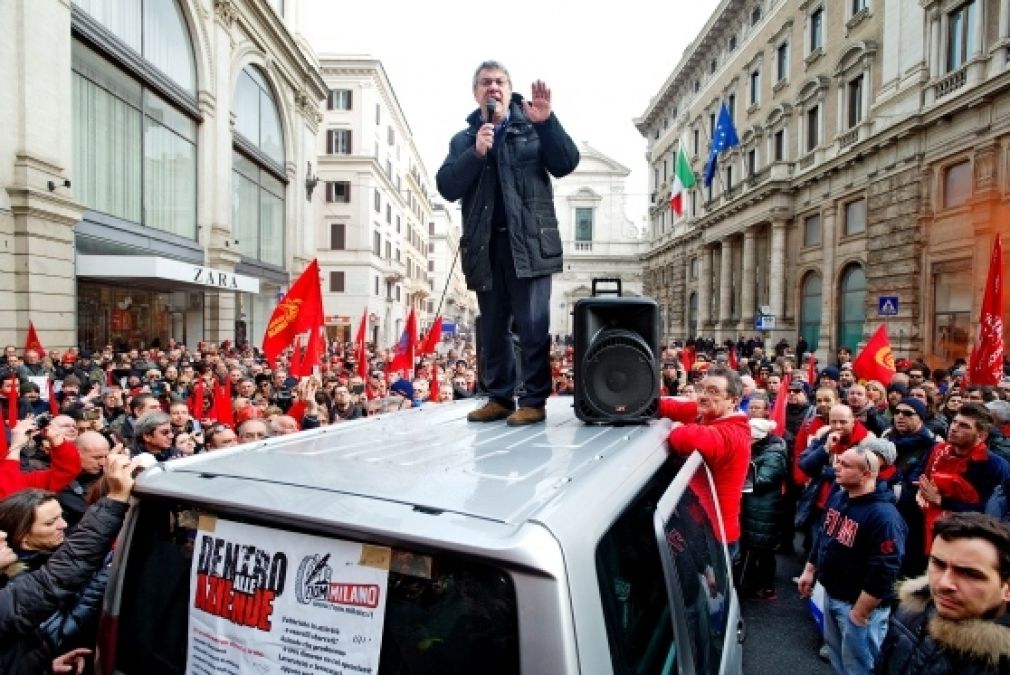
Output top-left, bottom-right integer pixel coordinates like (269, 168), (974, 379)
(300, 0), (720, 224)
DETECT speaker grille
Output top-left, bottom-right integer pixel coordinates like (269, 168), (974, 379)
(581, 328), (659, 420)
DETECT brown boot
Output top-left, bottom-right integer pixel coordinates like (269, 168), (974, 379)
(466, 400), (513, 422)
(506, 406), (546, 426)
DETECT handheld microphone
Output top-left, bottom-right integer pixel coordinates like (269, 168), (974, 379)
(485, 98), (496, 124)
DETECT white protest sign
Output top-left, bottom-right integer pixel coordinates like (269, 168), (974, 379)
(187, 516), (390, 675)
(28, 376), (49, 400)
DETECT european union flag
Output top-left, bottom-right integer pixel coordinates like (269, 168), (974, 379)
(703, 102), (740, 188)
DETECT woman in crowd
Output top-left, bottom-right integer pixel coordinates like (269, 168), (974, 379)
(0, 454), (136, 674)
(940, 387), (963, 426)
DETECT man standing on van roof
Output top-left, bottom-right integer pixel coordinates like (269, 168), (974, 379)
(436, 60), (579, 427)
(659, 365), (752, 555)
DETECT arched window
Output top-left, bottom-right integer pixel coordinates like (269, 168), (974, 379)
(799, 272), (822, 351)
(71, 0), (198, 238)
(232, 65), (286, 267)
(688, 293), (698, 338)
(837, 264), (866, 353)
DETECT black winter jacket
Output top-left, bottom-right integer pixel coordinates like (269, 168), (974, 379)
(874, 575), (1010, 674)
(436, 94), (580, 292)
(741, 435), (788, 550)
(0, 497), (128, 674)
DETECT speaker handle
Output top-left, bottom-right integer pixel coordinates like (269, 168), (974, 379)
(591, 277), (622, 297)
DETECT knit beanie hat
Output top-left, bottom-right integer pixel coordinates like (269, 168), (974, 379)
(819, 366), (840, 382)
(886, 382), (909, 398)
(862, 438), (897, 467)
(749, 418), (777, 440)
(899, 396), (928, 420)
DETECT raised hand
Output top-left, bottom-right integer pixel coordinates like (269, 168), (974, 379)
(523, 80), (552, 124)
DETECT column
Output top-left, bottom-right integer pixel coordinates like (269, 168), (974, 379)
(718, 238), (734, 339)
(698, 245), (713, 333)
(816, 206), (837, 358)
(768, 220), (787, 319)
(740, 228), (757, 332)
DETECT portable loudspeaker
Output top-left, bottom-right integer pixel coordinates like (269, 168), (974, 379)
(573, 287), (659, 424)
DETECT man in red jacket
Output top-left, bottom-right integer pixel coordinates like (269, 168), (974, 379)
(0, 418), (81, 498)
(659, 365), (752, 557)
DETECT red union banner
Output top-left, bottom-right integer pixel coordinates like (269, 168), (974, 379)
(968, 236), (1004, 386)
(852, 324), (896, 385)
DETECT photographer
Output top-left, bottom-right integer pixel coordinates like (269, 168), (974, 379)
(0, 418), (81, 499)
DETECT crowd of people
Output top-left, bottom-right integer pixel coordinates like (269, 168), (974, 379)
(0, 332), (1009, 672)
(655, 337), (1010, 675)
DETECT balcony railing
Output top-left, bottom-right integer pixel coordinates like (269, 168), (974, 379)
(574, 241), (593, 252)
(935, 66), (967, 99)
(838, 128), (859, 148)
(798, 152), (816, 169)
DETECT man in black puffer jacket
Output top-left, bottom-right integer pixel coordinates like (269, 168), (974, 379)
(437, 60), (579, 427)
(0, 453), (136, 674)
(875, 512), (1010, 674)
(740, 416), (788, 599)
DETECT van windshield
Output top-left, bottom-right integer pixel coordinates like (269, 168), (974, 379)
(111, 498), (520, 674)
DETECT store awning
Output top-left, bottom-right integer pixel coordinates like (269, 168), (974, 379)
(76, 255), (261, 294)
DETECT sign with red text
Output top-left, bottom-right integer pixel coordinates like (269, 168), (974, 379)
(187, 517), (390, 675)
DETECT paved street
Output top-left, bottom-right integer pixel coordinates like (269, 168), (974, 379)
(741, 547), (832, 674)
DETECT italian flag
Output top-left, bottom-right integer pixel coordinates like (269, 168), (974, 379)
(669, 138), (696, 217)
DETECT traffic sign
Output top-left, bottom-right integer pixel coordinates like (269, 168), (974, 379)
(877, 296), (899, 316)
(755, 315), (776, 330)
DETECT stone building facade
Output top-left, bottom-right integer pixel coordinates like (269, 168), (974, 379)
(550, 143), (647, 338)
(0, 0), (326, 351)
(315, 55), (433, 347)
(636, 0), (1010, 368)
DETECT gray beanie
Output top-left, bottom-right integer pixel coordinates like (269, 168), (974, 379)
(862, 438), (897, 468)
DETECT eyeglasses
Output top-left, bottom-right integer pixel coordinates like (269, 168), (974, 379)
(477, 77), (509, 88)
(700, 386), (727, 397)
(894, 408), (918, 417)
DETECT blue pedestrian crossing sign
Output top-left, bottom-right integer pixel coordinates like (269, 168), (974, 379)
(877, 296), (899, 316)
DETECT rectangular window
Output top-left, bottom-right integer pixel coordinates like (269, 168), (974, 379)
(375, 103), (380, 124)
(774, 129), (785, 161)
(806, 105), (819, 152)
(372, 231), (381, 256)
(329, 223), (345, 250)
(728, 94), (736, 121)
(427, 260), (434, 272)
(395, 285), (401, 302)
(387, 126), (395, 145)
(327, 89), (352, 110)
(933, 267), (972, 362)
(325, 181), (350, 203)
(747, 148), (757, 176)
(749, 69), (760, 106)
(385, 204), (391, 224)
(693, 129), (700, 155)
(810, 7), (824, 52)
(374, 191), (381, 213)
(803, 213), (822, 246)
(943, 160), (971, 208)
(844, 198), (866, 235)
(852, 0), (866, 12)
(776, 42), (789, 81)
(326, 129), (352, 154)
(374, 275), (379, 295)
(575, 207), (593, 241)
(947, 1), (978, 71)
(385, 241), (392, 260)
(328, 271), (345, 292)
(690, 190), (697, 216)
(847, 75), (864, 128)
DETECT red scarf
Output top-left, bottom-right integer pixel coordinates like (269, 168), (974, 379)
(922, 440), (985, 551)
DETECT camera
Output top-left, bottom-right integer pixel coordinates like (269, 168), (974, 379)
(34, 413), (53, 430)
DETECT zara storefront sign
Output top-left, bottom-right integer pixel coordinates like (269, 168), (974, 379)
(193, 266), (241, 289)
(76, 255), (260, 294)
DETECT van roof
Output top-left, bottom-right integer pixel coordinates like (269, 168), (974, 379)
(137, 398), (671, 526)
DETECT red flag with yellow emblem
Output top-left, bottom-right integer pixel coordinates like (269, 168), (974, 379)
(851, 324), (896, 385)
(262, 260), (323, 366)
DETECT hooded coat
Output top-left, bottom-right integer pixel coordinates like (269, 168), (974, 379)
(741, 433), (788, 550)
(874, 575), (1010, 674)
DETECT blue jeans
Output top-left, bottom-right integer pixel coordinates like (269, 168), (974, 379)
(476, 230), (552, 408)
(823, 595), (889, 675)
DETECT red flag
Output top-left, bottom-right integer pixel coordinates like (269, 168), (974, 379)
(681, 345), (695, 372)
(770, 374), (789, 436)
(728, 345), (738, 370)
(24, 321), (44, 356)
(8, 374), (19, 430)
(48, 378), (58, 415)
(851, 324), (896, 385)
(354, 309), (369, 385)
(967, 236), (1004, 386)
(389, 308), (418, 374)
(304, 324), (323, 377)
(262, 259), (324, 365)
(288, 336), (304, 378)
(430, 365), (440, 404)
(419, 316), (443, 356)
(806, 352), (817, 386)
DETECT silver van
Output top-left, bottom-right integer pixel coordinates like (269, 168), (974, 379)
(98, 398), (744, 674)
